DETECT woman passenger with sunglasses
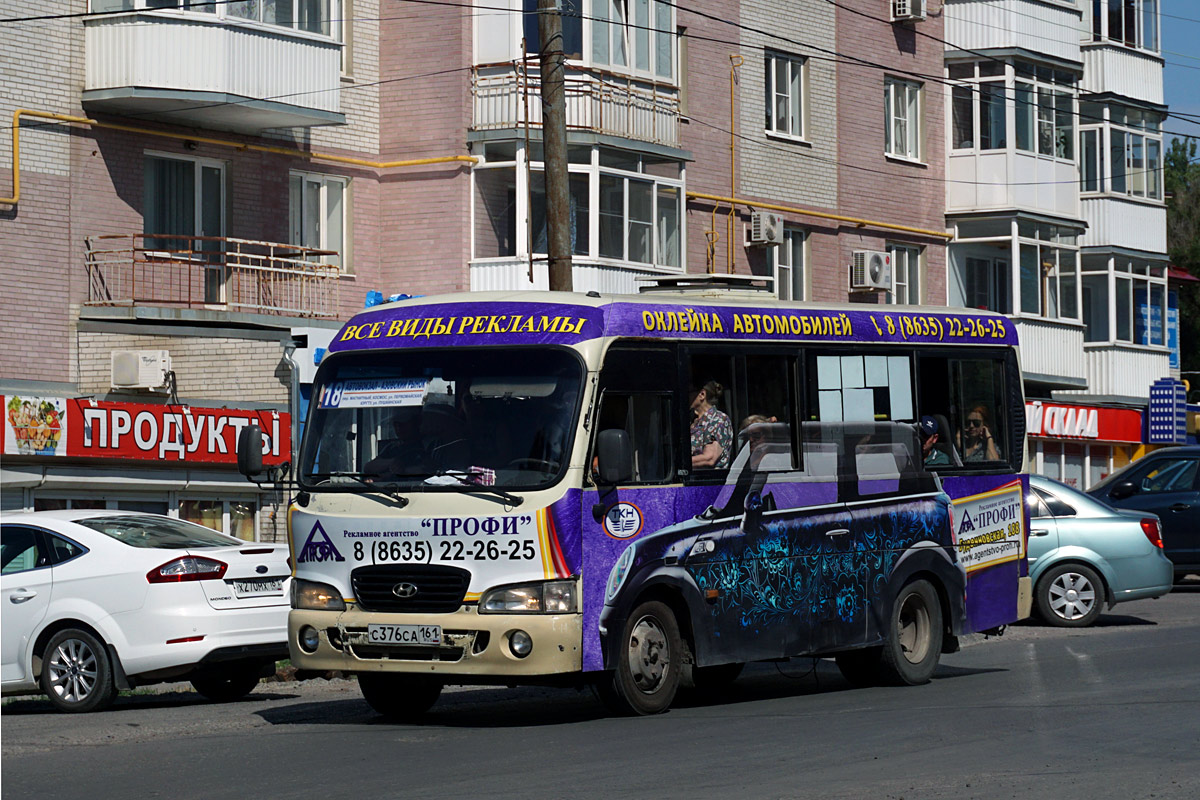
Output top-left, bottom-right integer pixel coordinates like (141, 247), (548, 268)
(959, 404), (1001, 462)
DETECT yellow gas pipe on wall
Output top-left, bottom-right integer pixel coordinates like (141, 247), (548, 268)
(1, 109), (477, 206)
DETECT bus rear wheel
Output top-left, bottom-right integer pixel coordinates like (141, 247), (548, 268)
(880, 579), (942, 686)
(358, 673), (443, 721)
(599, 600), (683, 715)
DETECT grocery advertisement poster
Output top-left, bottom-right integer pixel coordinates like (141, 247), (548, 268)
(4, 395), (68, 457)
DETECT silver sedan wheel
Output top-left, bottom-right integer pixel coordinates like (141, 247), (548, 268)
(626, 614), (670, 695)
(46, 637), (99, 704)
(1048, 571), (1097, 621)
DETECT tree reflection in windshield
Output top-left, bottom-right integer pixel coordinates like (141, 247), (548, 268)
(301, 349), (583, 490)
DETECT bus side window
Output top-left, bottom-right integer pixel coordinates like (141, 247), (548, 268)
(918, 353), (1009, 468)
(592, 393), (674, 485)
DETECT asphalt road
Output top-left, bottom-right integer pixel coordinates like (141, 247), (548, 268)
(4, 582), (1199, 800)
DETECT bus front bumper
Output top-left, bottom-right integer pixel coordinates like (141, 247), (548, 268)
(288, 606), (582, 677)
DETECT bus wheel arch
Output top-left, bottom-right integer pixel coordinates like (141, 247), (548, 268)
(597, 590), (688, 716)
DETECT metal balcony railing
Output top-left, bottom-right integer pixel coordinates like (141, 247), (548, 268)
(471, 60), (681, 149)
(84, 234), (341, 319)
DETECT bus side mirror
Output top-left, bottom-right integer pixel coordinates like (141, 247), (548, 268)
(238, 424), (264, 477)
(1108, 480), (1137, 500)
(596, 429), (633, 485)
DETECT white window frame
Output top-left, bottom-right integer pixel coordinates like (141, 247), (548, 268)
(765, 52), (806, 141)
(773, 227), (806, 301)
(1105, 122), (1163, 202)
(884, 77), (922, 162)
(1013, 64), (1076, 162)
(887, 244), (921, 305)
(100, 1), (345, 41)
(588, 0), (676, 83)
(290, 170), (348, 269)
(1088, 0), (1159, 53)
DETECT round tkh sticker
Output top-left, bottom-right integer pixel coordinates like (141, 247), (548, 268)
(603, 502), (643, 539)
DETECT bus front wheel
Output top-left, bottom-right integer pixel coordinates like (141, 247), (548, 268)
(358, 673), (443, 721)
(880, 579), (943, 686)
(599, 600), (683, 715)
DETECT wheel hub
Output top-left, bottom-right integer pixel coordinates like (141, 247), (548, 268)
(627, 615), (670, 694)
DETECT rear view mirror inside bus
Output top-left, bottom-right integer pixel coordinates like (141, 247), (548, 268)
(237, 424), (264, 476)
(596, 429), (633, 485)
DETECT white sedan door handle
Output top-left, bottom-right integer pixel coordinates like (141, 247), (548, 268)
(10, 590), (38, 603)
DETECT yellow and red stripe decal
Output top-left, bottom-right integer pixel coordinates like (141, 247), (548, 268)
(536, 508), (571, 580)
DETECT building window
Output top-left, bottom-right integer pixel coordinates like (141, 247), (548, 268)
(180, 498), (258, 541)
(765, 52), (805, 139)
(887, 245), (921, 305)
(289, 171), (347, 269)
(472, 143), (684, 270)
(591, 0), (675, 81)
(950, 220), (1081, 321)
(120, 1), (345, 39)
(1013, 62), (1075, 160)
(949, 63), (1006, 152)
(1081, 255), (1168, 344)
(773, 228), (806, 301)
(885, 78), (922, 160)
(1090, 0), (1158, 52)
(143, 153), (225, 303)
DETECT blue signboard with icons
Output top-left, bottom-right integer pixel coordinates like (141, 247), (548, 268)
(1167, 290), (1179, 370)
(1147, 378), (1187, 444)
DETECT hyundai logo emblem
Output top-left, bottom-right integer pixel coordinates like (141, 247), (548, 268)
(255, 565), (268, 574)
(392, 582), (419, 599)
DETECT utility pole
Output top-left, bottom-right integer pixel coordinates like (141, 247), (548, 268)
(537, 0), (573, 292)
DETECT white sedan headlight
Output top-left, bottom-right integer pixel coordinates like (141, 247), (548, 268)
(479, 580), (577, 614)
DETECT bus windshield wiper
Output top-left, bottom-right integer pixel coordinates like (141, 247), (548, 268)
(312, 472), (410, 506)
(440, 472), (524, 507)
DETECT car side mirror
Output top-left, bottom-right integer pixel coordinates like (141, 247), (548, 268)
(595, 429), (633, 485)
(237, 424), (264, 477)
(1108, 480), (1137, 500)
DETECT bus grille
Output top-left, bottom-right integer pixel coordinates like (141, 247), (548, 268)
(350, 565), (471, 613)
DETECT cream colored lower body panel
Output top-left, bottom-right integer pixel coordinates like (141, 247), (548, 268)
(289, 606), (582, 677)
(1017, 576), (1032, 621)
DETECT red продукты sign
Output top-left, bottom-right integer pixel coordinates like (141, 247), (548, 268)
(2, 395), (290, 464)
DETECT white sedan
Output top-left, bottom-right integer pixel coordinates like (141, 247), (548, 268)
(1, 510), (290, 712)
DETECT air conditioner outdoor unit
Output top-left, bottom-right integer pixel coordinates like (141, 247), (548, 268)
(748, 211), (784, 246)
(891, 0), (926, 22)
(111, 350), (172, 391)
(851, 250), (893, 291)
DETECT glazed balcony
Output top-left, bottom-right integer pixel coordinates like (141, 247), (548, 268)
(83, 6), (344, 133)
(84, 234), (340, 319)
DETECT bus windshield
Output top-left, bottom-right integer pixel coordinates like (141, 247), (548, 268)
(300, 348), (583, 491)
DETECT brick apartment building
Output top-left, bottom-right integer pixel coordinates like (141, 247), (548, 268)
(0, 1), (950, 537)
(1, 1), (1176, 533)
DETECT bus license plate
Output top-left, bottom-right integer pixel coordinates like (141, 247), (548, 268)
(367, 624), (442, 646)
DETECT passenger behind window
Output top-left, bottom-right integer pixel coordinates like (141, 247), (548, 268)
(919, 415), (953, 467)
(690, 380), (733, 469)
(959, 404), (1002, 462)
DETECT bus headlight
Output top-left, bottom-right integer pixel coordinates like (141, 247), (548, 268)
(292, 578), (347, 611)
(605, 546), (635, 604)
(480, 580), (577, 614)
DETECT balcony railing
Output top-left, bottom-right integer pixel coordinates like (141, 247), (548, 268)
(471, 60), (681, 149)
(84, 234), (340, 319)
(1011, 316), (1087, 387)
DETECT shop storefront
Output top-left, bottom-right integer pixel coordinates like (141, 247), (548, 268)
(1025, 400), (1144, 490)
(2, 395), (290, 542)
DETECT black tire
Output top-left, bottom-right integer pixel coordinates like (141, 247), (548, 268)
(598, 600), (683, 715)
(358, 673), (443, 721)
(191, 670), (263, 702)
(1036, 563), (1104, 628)
(835, 647), (883, 687)
(40, 628), (118, 713)
(880, 579), (943, 686)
